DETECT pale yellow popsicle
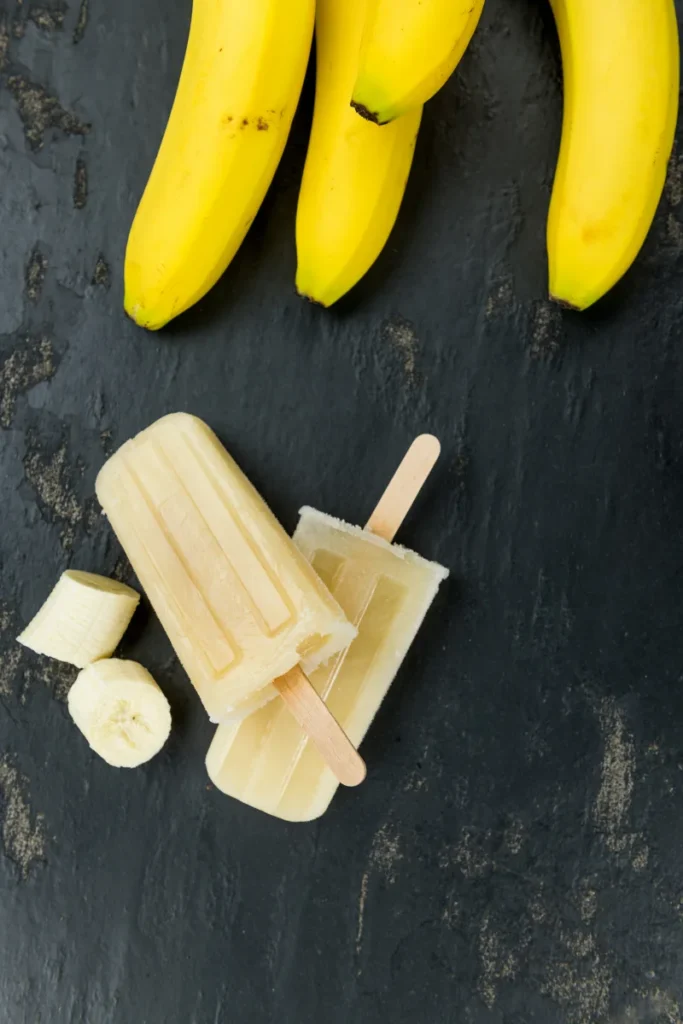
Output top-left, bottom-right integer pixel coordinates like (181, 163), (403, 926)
(96, 415), (356, 723)
(206, 507), (448, 821)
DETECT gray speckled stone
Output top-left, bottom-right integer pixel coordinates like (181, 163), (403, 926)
(1, 0), (683, 1021)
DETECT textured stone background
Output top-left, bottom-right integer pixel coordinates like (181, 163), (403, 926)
(1, 1), (683, 1021)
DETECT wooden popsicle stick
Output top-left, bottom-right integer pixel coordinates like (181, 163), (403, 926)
(273, 433), (441, 788)
(273, 666), (367, 787)
(365, 434), (441, 543)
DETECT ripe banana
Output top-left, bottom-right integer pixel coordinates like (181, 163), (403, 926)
(296, 0), (422, 308)
(125, 0), (315, 330)
(17, 571), (140, 668)
(68, 659), (172, 768)
(352, 0), (485, 124)
(548, 0), (679, 310)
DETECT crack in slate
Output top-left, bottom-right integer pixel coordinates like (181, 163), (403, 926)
(0, 756), (46, 879)
(73, 156), (88, 209)
(29, 5), (67, 32)
(7, 74), (90, 150)
(0, 336), (57, 428)
(73, 0), (88, 44)
(25, 246), (47, 301)
(92, 255), (110, 287)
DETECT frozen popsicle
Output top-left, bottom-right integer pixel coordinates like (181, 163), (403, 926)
(95, 414), (358, 727)
(207, 435), (448, 821)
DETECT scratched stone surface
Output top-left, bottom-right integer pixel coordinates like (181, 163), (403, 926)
(1, 0), (683, 1022)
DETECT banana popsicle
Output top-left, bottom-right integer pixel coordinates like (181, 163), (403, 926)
(207, 437), (448, 821)
(96, 414), (357, 723)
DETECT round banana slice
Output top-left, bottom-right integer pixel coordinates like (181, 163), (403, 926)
(68, 659), (172, 768)
(17, 570), (140, 668)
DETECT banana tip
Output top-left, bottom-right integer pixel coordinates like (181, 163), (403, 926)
(124, 302), (165, 332)
(350, 100), (385, 126)
(549, 293), (584, 312)
(296, 287), (328, 309)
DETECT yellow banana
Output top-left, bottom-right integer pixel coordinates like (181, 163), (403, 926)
(548, 0), (679, 310)
(125, 0), (315, 330)
(351, 0), (485, 125)
(296, 0), (422, 308)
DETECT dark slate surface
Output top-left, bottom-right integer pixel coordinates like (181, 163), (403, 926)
(1, 0), (683, 1021)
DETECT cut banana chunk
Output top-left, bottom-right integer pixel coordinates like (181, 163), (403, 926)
(17, 570), (140, 668)
(68, 659), (172, 768)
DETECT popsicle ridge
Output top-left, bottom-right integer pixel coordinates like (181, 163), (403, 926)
(96, 413), (357, 722)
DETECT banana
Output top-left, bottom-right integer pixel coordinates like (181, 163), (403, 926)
(68, 659), (172, 768)
(296, 0), (422, 308)
(352, 0), (485, 124)
(548, 0), (679, 310)
(17, 571), (139, 668)
(125, 0), (315, 330)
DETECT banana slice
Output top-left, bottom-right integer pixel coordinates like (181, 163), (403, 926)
(68, 659), (172, 768)
(17, 570), (140, 668)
